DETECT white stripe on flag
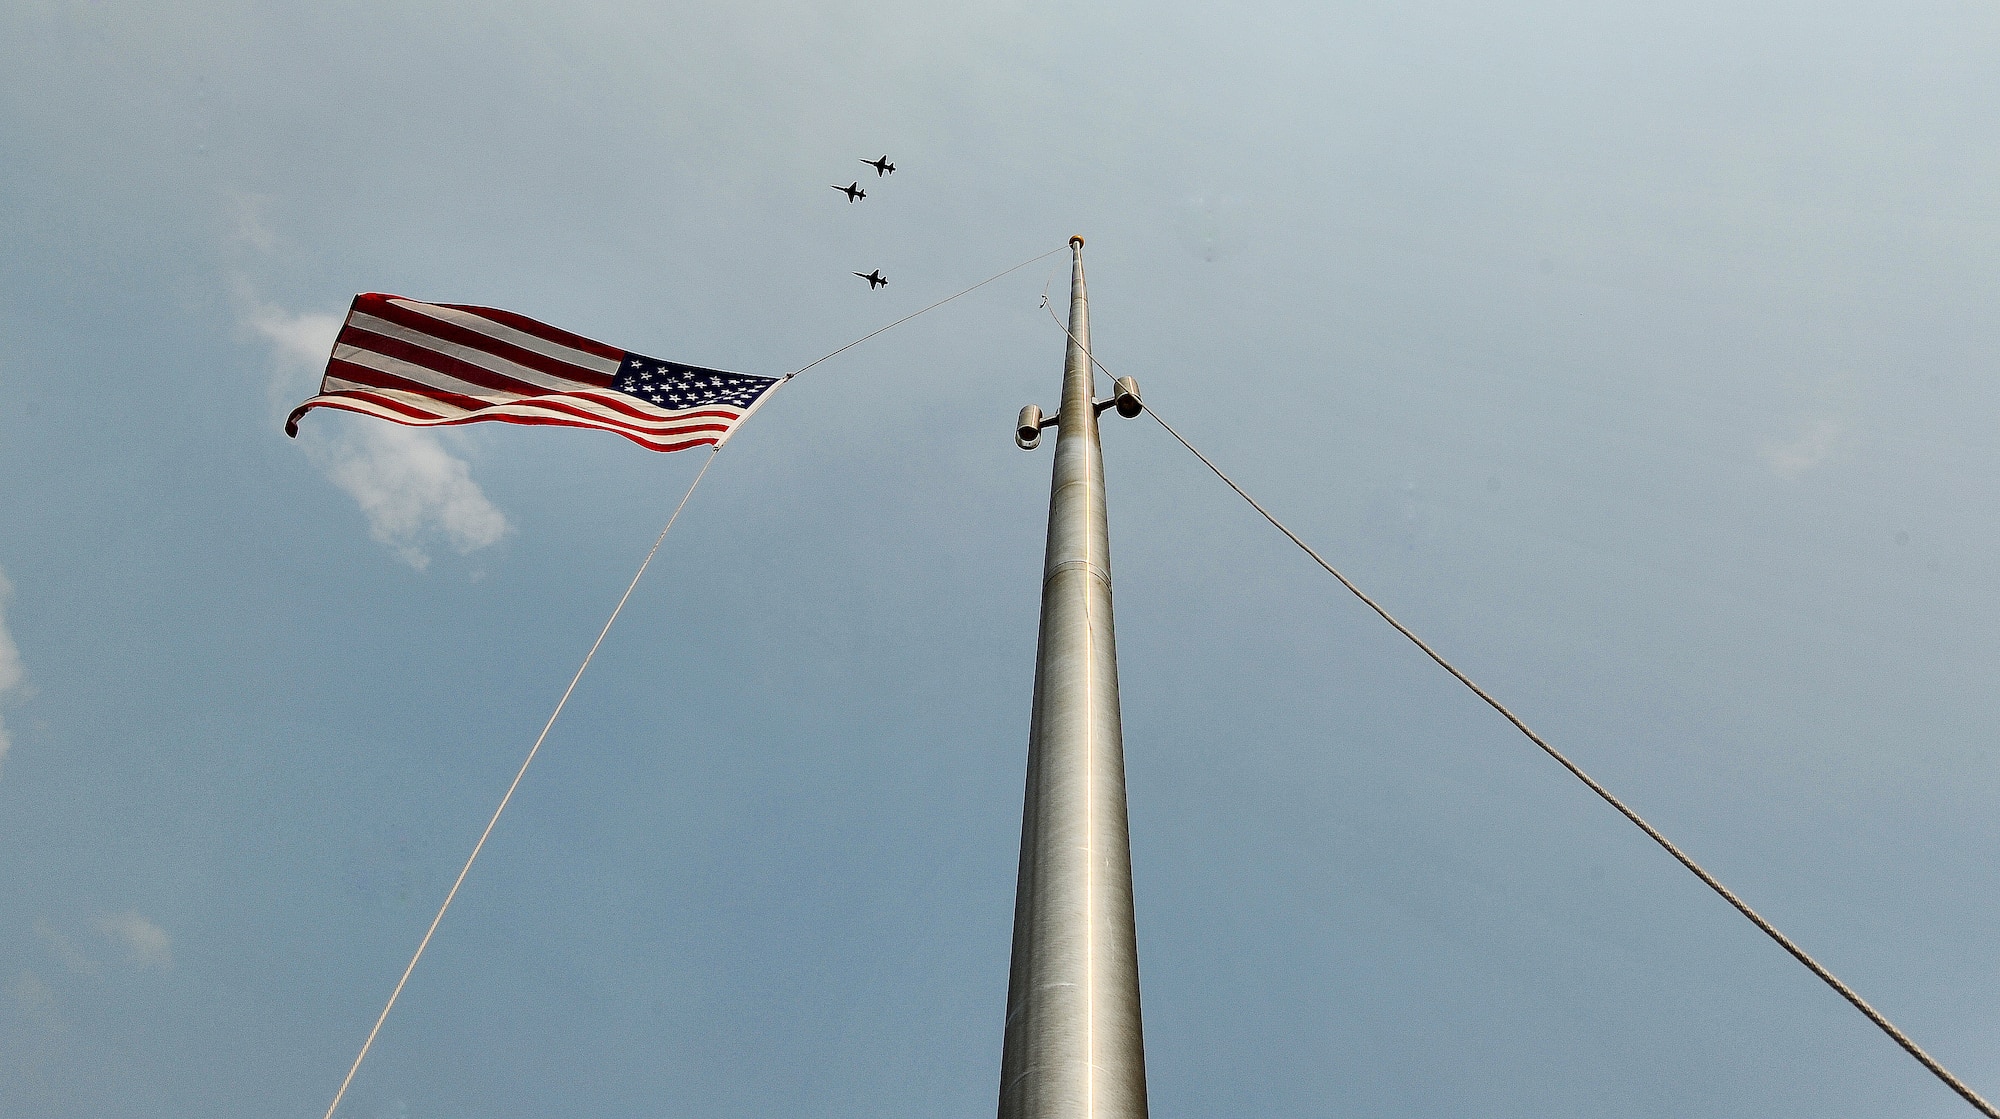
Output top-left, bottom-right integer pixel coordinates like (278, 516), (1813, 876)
(318, 378), (744, 435)
(346, 312), (604, 393)
(306, 393), (731, 450)
(387, 299), (625, 376)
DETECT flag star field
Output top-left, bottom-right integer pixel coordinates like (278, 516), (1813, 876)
(613, 359), (777, 412)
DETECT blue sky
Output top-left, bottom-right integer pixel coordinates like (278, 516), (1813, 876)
(4, 1), (2000, 1116)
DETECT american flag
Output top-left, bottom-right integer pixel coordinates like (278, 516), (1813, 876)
(286, 294), (782, 453)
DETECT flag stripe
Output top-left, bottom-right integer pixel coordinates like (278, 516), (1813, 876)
(328, 348), (541, 409)
(348, 393), (729, 450)
(287, 294), (779, 454)
(354, 304), (610, 389)
(323, 352), (741, 430)
(319, 372), (742, 438)
(384, 298), (623, 373)
(394, 296), (626, 364)
(313, 384), (738, 440)
(301, 394), (728, 453)
(338, 323), (597, 400)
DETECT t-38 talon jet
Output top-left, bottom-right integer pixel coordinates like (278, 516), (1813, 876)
(832, 181), (866, 202)
(862, 156), (895, 176)
(853, 269), (888, 289)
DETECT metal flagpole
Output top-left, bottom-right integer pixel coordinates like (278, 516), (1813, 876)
(1001, 236), (1149, 1119)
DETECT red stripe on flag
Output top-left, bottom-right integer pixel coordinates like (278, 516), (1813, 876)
(287, 294), (776, 453)
(303, 392), (731, 453)
(360, 293), (625, 363)
(317, 359), (742, 439)
(323, 358), (497, 415)
(350, 299), (617, 389)
(339, 327), (583, 401)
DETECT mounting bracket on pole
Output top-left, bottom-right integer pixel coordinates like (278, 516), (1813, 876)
(1095, 377), (1143, 417)
(1015, 404), (1057, 449)
(1015, 377), (1141, 450)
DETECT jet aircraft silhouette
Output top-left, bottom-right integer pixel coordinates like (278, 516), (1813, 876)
(862, 156), (895, 176)
(832, 181), (866, 202)
(854, 269), (888, 289)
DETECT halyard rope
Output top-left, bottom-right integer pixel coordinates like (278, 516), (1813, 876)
(320, 249), (1067, 1115)
(787, 246), (1068, 381)
(320, 448), (722, 1119)
(1040, 303), (1998, 1119)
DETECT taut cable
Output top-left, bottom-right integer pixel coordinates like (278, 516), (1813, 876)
(319, 246), (1063, 1115)
(1039, 302), (1997, 1119)
(787, 246), (1066, 380)
(319, 448), (723, 1119)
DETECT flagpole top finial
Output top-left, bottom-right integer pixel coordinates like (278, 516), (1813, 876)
(1070, 235), (1085, 248)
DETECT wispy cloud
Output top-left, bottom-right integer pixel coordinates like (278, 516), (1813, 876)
(0, 569), (23, 779)
(246, 302), (510, 570)
(316, 424), (511, 570)
(1761, 373), (1861, 480)
(33, 920), (98, 977)
(12, 970), (65, 1035)
(94, 911), (171, 970)
(230, 192), (278, 254)
(245, 301), (342, 413)
(1761, 414), (1850, 479)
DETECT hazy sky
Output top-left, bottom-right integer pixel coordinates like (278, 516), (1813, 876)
(5, 1), (2000, 1116)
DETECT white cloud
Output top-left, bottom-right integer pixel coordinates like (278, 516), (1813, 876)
(245, 301), (341, 415)
(316, 423), (511, 570)
(94, 911), (171, 970)
(1761, 373), (1862, 480)
(230, 192), (278, 254)
(0, 569), (22, 779)
(247, 303), (510, 570)
(1761, 414), (1850, 479)
(12, 969), (64, 1035)
(33, 920), (98, 977)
